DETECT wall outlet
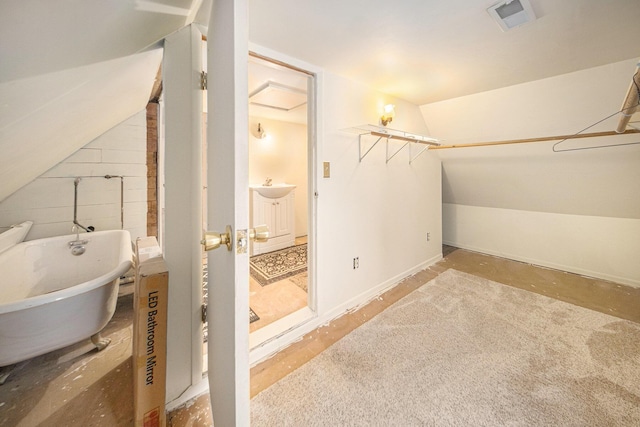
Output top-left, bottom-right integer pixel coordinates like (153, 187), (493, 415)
(353, 257), (359, 269)
(426, 232), (431, 242)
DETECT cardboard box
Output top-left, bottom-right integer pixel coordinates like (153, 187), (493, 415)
(134, 237), (168, 427)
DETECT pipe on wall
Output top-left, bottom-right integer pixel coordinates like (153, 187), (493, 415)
(72, 175), (125, 231)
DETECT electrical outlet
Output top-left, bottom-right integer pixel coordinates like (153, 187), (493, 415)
(353, 257), (359, 269)
(426, 232), (431, 242)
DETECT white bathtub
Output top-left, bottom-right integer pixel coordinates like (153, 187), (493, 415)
(0, 228), (133, 367)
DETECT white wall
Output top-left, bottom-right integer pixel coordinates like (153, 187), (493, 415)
(315, 72), (442, 317)
(248, 117), (308, 237)
(421, 58), (640, 287)
(0, 110), (148, 241)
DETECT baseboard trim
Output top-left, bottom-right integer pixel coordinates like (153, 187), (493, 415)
(443, 240), (639, 288)
(248, 253), (442, 366)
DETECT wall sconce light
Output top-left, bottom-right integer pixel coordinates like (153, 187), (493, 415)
(251, 123), (267, 139)
(380, 104), (395, 126)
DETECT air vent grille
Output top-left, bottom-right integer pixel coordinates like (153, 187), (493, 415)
(487, 0), (536, 32)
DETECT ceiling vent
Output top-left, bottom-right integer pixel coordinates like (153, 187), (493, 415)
(487, 0), (537, 32)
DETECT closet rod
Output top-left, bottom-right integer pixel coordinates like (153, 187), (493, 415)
(431, 129), (640, 150)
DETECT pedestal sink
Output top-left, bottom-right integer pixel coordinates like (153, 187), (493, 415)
(250, 184), (296, 199)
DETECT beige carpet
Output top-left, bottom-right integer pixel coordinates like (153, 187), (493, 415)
(251, 269), (640, 426)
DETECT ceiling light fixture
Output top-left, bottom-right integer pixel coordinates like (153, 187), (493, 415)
(380, 104), (395, 126)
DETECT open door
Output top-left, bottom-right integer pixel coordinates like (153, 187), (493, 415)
(205, 0), (250, 425)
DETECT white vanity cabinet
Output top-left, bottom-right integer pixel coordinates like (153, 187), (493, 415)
(250, 188), (295, 255)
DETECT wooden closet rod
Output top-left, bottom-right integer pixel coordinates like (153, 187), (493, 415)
(431, 129), (640, 150)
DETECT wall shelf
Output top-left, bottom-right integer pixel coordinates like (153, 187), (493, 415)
(343, 124), (441, 163)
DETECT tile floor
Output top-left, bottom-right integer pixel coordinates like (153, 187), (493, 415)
(248, 235), (308, 333)
(2, 246), (638, 426)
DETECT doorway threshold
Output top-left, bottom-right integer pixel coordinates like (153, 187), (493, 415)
(249, 306), (315, 360)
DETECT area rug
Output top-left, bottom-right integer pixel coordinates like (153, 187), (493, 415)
(250, 244), (307, 286)
(288, 271), (308, 293)
(251, 269), (640, 426)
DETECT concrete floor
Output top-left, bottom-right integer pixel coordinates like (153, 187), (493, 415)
(2, 246), (638, 426)
(0, 294), (134, 426)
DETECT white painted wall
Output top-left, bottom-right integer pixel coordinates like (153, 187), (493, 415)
(421, 58), (640, 287)
(315, 72), (442, 315)
(443, 204), (640, 286)
(0, 111), (148, 241)
(248, 117), (308, 237)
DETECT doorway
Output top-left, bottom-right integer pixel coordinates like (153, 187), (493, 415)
(246, 53), (316, 346)
(201, 50), (317, 371)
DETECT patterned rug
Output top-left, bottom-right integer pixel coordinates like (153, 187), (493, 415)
(289, 271), (308, 292)
(250, 244), (307, 286)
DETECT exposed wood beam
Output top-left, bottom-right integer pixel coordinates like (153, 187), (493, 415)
(431, 129), (640, 150)
(149, 64), (163, 103)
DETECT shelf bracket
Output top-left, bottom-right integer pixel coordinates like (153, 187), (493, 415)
(386, 140), (410, 163)
(359, 134), (383, 162)
(409, 144), (430, 164)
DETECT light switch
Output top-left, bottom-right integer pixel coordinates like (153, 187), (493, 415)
(323, 162), (330, 178)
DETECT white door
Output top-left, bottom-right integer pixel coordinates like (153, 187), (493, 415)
(205, 0), (250, 425)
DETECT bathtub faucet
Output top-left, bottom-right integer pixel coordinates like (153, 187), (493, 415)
(69, 225), (88, 248)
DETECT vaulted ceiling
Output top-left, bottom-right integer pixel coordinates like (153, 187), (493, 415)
(1, 0), (639, 202)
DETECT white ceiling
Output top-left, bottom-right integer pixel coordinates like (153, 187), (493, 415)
(248, 0), (640, 105)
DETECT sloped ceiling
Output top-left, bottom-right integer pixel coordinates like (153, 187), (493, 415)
(0, 0), (202, 202)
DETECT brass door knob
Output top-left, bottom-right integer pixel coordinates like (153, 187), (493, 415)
(249, 225), (269, 242)
(201, 225), (233, 251)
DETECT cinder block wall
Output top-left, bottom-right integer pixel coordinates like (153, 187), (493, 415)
(0, 110), (149, 241)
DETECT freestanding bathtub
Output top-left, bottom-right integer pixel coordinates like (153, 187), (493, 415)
(0, 227), (133, 368)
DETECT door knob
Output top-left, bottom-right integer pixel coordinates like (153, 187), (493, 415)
(201, 225), (233, 251)
(249, 225), (269, 242)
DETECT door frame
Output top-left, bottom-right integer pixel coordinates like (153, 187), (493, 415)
(246, 44), (324, 363)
